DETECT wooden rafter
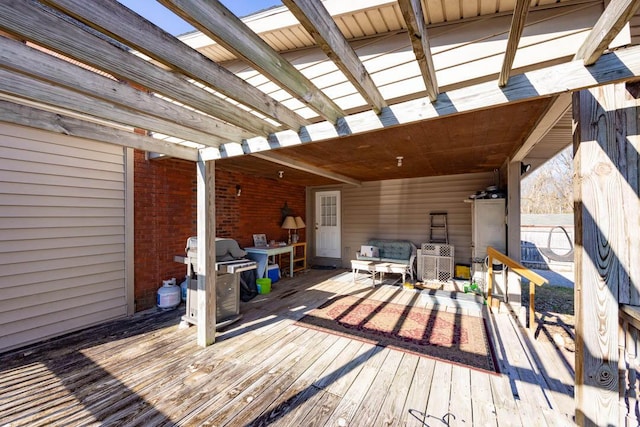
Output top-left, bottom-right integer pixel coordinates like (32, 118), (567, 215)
(499, 0), (530, 87)
(281, 0), (386, 114)
(512, 93), (571, 162)
(231, 46), (640, 153)
(251, 151), (362, 186)
(397, 0), (438, 101)
(575, 0), (640, 65)
(159, 0), (345, 124)
(0, 66), (227, 147)
(0, 0), (275, 138)
(514, 0), (640, 161)
(0, 37), (228, 146)
(0, 99), (198, 161)
(41, 0), (308, 132)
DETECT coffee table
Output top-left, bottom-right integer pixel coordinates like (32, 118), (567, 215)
(351, 259), (377, 285)
(372, 262), (410, 285)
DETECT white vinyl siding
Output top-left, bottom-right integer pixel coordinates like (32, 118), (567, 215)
(335, 172), (495, 267)
(0, 123), (127, 352)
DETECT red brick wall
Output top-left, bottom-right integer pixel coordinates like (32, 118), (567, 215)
(217, 169), (306, 248)
(133, 151), (196, 310)
(133, 152), (306, 311)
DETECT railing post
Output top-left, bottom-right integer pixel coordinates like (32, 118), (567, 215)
(487, 254), (493, 310)
(529, 282), (535, 331)
(623, 318), (639, 426)
(485, 246), (547, 329)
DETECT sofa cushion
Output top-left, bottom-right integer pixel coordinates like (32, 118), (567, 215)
(368, 239), (413, 261)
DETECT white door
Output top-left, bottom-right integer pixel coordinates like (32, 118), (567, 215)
(315, 190), (341, 258)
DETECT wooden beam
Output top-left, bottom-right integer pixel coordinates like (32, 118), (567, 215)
(506, 161), (523, 322)
(0, 0), (275, 137)
(0, 99), (198, 161)
(159, 0), (345, 124)
(512, 93), (571, 162)
(0, 37), (231, 146)
(512, 0), (639, 162)
(397, 0), (438, 101)
(251, 151), (362, 186)
(40, 0), (307, 132)
(0, 66), (226, 148)
(232, 46), (640, 153)
(573, 83), (636, 425)
(498, 0), (530, 87)
(575, 0), (640, 65)
(281, 0), (386, 114)
(196, 157), (216, 347)
(124, 147), (135, 316)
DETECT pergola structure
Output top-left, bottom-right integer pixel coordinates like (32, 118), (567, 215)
(1, 0), (639, 424)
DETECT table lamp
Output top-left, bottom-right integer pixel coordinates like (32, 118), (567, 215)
(281, 215), (296, 244)
(293, 216), (305, 243)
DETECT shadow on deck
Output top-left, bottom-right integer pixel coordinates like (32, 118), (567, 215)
(0, 268), (575, 426)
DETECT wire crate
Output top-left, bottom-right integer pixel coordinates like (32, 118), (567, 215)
(419, 244), (454, 283)
(421, 243), (454, 258)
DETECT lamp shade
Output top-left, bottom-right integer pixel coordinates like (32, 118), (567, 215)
(294, 216), (305, 229)
(281, 216), (296, 230)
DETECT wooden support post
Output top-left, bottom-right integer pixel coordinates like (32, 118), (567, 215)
(507, 160), (523, 321)
(196, 156), (216, 347)
(124, 148), (135, 316)
(573, 81), (640, 425)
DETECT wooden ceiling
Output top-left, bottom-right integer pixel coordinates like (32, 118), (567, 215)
(217, 97), (554, 186)
(0, 0), (639, 187)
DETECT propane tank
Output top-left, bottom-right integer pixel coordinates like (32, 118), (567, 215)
(157, 279), (180, 310)
(180, 275), (189, 302)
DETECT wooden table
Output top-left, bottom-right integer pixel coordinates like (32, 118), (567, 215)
(245, 245), (294, 279)
(372, 262), (411, 285)
(351, 259), (376, 284)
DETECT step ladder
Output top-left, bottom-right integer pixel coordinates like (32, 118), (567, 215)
(429, 212), (448, 244)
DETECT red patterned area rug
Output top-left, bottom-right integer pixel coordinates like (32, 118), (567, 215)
(296, 295), (497, 373)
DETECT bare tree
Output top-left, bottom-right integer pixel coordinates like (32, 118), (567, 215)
(521, 146), (573, 214)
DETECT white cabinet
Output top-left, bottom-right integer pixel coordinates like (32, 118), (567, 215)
(471, 199), (506, 294)
(472, 199), (506, 260)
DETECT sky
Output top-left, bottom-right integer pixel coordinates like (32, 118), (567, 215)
(118, 0), (283, 36)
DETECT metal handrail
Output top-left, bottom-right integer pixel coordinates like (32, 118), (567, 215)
(487, 246), (548, 330)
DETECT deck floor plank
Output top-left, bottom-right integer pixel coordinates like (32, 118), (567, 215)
(489, 373), (524, 427)
(170, 327), (316, 425)
(491, 309), (554, 409)
(246, 335), (359, 426)
(400, 355), (436, 426)
(0, 269), (577, 427)
(424, 360), (453, 426)
(293, 389), (342, 427)
(349, 348), (404, 425)
(448, 365), (473, 426)
(203, 330), (342, 426)
(119, 323), (307, 426)
(321, 346), (390, 427)
(374, 353), (419, 426)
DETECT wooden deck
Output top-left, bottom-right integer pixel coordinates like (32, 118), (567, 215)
(0, 269), (576, 426)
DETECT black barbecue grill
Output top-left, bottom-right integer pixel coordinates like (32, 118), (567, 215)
(174, 237), (257, 329)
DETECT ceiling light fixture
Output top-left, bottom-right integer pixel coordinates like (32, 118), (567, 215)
(396, 156), (403, 167)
